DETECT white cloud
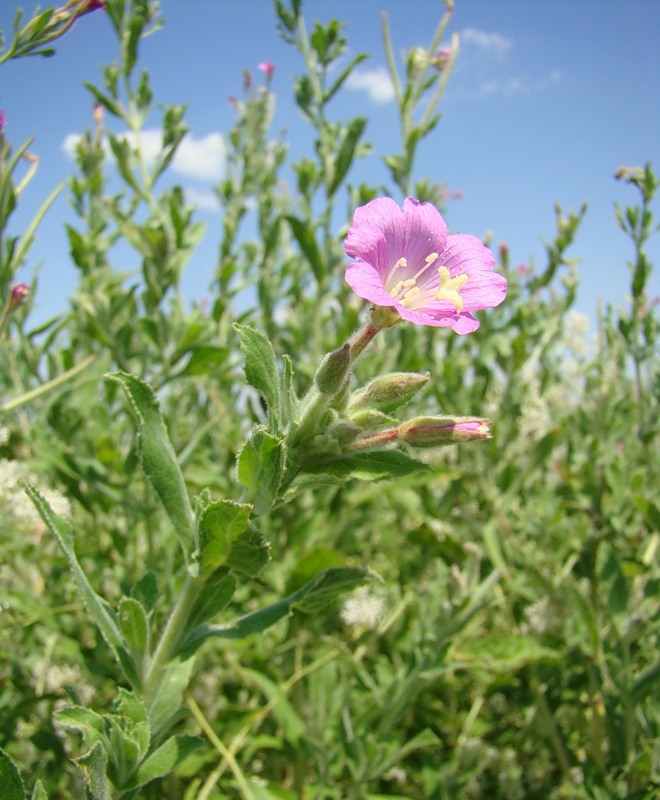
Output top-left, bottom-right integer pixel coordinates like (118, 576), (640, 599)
(479, 70), (562, 98)
(62, 130), (226, 183)
(184, 186), (220, 212)
(172, 133), (225, 181)
(461, 27), (512, 57)
(345, 66), (395, 104)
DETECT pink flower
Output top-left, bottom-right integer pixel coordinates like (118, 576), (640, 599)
(344, 197), (507, 334)
(258, 61), (275, 79)
(0, 110), (5, 132)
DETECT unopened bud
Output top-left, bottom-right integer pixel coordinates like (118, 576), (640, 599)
(349, 408), (395, 430)
(314, 343), (352, 395)
(398, 416), (492, 447)
(8, 283), (30, 311)
(350, 372), (429, 412)
(327, 420), (362, 445)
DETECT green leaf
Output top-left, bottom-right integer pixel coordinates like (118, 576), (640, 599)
(304, 449), (431, 481)
(0, 748), (25, 800)
(378, 728), (440, 774)
(118, 598), (150, 672)
(452, 635), (559, 672)
(55, 706), (106, 748)
(227, 529), (271, 579)
(180, 345), (228, 376)
(284, 215), (324, 285)
(325, 53), (369, 103)
(75, 741), (111, 800)
(184, 567), (376, 649)
(197, 500), (252, 580)
(23, 485), (126, 670)
(30, 780), (49, 800)
(632, 659), (660, 702)
(107, 372), (195, 561)
(237, 429), (286, 514)
(244, 670), (305, 744)
(134, 735), (201, 789)
(234, 324), (281, 424)
(329, 117), (367, 194)
(132, 572), (159, 613)
(189, 570), (236, 629)
(281, 354), (300, 424)
(147, 657), (196, 739)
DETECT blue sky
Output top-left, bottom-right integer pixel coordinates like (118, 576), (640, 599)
(1, 0), (659, 327)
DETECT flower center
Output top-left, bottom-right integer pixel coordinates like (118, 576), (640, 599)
(435, 266), (469, 313)
(385, 253), (468, 313)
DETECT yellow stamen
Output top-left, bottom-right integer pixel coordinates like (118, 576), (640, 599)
(384, 257), (408, 289)
(435, 266), (468, 313)
(399, 286), (421, 307)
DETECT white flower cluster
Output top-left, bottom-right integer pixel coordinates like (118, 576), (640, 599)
(0, 458), (71, 528)
(340, 586), (386, 630)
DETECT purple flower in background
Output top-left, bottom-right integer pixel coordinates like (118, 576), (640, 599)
(8, 283), (30, 312)
(258, 61), (275, 79)
(344, 197), (507, 334)
(0, 110), (5, 133)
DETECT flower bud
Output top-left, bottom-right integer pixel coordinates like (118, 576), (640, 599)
(314, 343), (352, 395)
(349, 408), (395, 430)
(8, 283), (30, 312)
(398, 416), (492, 447)
(350, 372), (429, 412)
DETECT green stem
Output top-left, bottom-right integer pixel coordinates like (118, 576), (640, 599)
(0, 354), (97, 413)
(143, 575), (203, 704)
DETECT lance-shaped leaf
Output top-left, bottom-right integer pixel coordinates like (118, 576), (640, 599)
(132, 735), (202, 791)
(107, 372), (195, 562)
(75, 741), (112, 800)
(237, 428), (286, 514)
(23, 485), (127, 672)
(284, 215), (324, 285)
(328, 117), (368, 194)
(234, 324), (282, 425)
(30, 780), (48, 800)
(118, 597), (150, 675)
(0, 748), (25, 800)
(303, 449), (431, 481)
(147, 656), (196, 739)
(197, 500), (252, 580)
(182, 567), (377, 652)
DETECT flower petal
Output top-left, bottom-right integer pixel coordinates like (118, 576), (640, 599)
(396, 303), (480, 334)
(345, 261), (399, 307)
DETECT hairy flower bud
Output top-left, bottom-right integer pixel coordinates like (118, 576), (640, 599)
(314, 343), (351, 395)
(349, 408), (395, 430)
(398, 416), (492, 447)
(350, 372), (429, 412)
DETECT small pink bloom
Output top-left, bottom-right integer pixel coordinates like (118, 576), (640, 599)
(344, 197), (507, 334)
(258, 61), (275, 79)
